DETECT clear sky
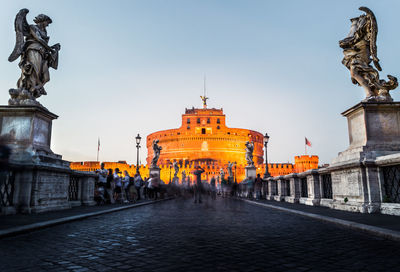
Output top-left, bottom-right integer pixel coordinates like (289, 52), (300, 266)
(1, 0), (399, 165)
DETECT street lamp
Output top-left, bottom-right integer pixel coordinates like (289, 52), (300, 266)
(263, 133), (271, 179)
(234, 161), (237, 183)
(135, 134), (141, 174)
(169, 163), (172, 183)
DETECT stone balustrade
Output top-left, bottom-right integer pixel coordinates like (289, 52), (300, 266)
(68, 170), (97, 207)
(0, 162), (96, 215)
(262, 152), (400, 216)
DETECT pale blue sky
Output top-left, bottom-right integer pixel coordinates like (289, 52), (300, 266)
(1, 0), (399, 165)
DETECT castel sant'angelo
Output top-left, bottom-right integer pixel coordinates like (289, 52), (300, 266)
(71, 97), (319, 182)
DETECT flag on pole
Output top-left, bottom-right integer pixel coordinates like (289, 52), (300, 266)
(305, 137), (312, 147)
(97, 137), (100, 162)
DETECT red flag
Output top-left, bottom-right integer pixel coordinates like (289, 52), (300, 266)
(305, 137), (312, 147)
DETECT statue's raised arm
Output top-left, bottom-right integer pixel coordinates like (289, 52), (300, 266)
(339, 7), (397, 102)
(8, 8), (61, 107)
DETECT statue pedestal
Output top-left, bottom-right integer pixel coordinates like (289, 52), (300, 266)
(149, 166), (161, 179)
(0, 106), (70, 214)
(332, 102), (400, 164)
(245, 165), (257, 180)
(330, 102), (400, 213)
(0, 106), (64, 163)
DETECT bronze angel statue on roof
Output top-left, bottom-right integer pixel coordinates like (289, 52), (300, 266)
(8, 9), (60, 106)
(339, 7), (397, 102)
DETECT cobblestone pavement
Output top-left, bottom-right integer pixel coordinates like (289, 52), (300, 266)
(1, 196), (400, 272)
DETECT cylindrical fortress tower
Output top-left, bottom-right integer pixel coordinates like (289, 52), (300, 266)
(146, 107), (264, 170)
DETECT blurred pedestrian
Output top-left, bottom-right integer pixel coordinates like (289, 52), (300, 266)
(247, 178), (254, 199)
(193, 166), (205, 203)
(113, 168), (122, 203)
(95, 163), (107, 187)
(255, 174), (263, 200)
(106, 168), (115, 204)
(134, 173), (143, 200)
(210, 176), (216, 200)
(122, 170), (130, 203)
(143, 177), (149, 199)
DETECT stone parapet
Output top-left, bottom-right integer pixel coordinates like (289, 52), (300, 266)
(1, 163), (96, 215)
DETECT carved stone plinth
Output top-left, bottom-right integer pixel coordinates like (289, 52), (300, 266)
(245, 166), (256, 180)
(0, 106), (71, 214)
(330, 102), (400, 213)
(149, 166), (161, 179)
(333, 102), (400, 164)
(0, 106), (64, 164)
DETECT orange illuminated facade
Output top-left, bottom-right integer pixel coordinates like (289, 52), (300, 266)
(146, 107), (264, 165)
(146, 106), (265, 181)
(70, 103), (320, 182)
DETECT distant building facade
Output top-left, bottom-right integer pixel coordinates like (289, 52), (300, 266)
(70, 102), (319, 182)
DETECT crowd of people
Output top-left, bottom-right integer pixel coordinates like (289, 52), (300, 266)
(94, 163), (169, 205)
(94, 163), (268, 205)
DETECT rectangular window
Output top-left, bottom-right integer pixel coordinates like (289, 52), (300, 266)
(197, 118), (200, 124)
(207, 118), (210, 124)
(217, 118), (220, 124)
(187, 118), (190, 124)
(202, 128), (206, 134)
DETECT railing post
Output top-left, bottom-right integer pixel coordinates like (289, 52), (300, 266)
(319, 169), (333, 207)
(287, 174), (300, 203)
(306, 170), (321, 206)
(267, 177), (274, 200)
(299, 170), (321, 206)
(275, 176), (285, 201)
(80, 175), (96, 206)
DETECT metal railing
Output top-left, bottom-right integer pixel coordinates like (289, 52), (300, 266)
(0, 170), (14, 207)
(301, 177), (308, 198)
(68, 175), (79, 201)
(321, 173), (333, 199)
(382, 165), (400, 203)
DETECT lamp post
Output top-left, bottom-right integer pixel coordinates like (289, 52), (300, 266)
(169, 163), (172, 184)
(135, 134), (141, 174)
(263, 133), (271, 179)
(234, 161), (237, 183)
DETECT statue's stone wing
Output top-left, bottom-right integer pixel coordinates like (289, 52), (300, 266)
(359, 6), (381, 71)
(8, 8), (30, 62)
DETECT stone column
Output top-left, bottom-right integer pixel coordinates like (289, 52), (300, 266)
(304, 170), (321, 206)
(81, 175), (96, 206)
(287, 174), (300, 203)
(274, 177), (285, 201)
(267, 177), (274, 200)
